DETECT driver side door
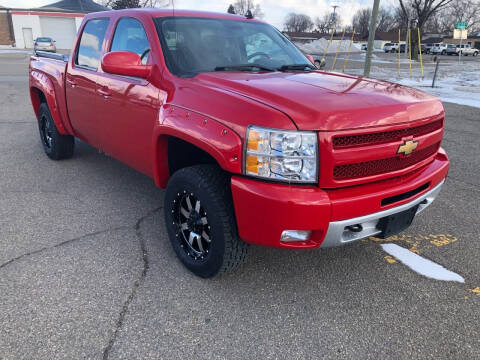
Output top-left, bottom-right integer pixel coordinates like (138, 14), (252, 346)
(95, 17), (161, 177)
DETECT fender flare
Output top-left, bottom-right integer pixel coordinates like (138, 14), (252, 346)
(153, 106), (243, 188)
(30, 70), (68, 135)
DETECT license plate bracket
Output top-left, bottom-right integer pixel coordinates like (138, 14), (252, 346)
(377, 205), (419, 238)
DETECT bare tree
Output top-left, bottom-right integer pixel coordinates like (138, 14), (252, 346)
(314, 13), (332, 33)
(397, 0), (454, 58)
(353, 7), (396, 36)
(284, 13), (314, 32)
(97, 0), (170, 8)
(425, 0), (480, 33)
(111, 0), (139, 9)
(330, 12), (342, 31)
(377, 7), (396, 32)
(232, 0), (264, 18)
(352, 8), (371, 36)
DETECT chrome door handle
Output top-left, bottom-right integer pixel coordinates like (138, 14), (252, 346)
(96, 88), (111, 98)
(66, 79), (76, 88)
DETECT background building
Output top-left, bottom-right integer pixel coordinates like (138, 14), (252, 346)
(1, 0), (107, 50)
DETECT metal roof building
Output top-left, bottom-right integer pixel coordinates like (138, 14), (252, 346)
(2, 0), (107, 49)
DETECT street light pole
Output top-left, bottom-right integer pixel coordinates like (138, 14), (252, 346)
(364, 0), (381, 77)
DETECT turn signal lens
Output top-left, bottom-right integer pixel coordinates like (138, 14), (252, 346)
(247, 130), (259, 151)
(246, 154), (258, 173)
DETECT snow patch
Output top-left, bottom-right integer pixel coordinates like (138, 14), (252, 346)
(381, 243), (464, 283)
(347, 59), (480, 108)
(295, 39), (361, 55)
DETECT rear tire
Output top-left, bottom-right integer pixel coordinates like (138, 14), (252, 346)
(37, 102), (74, 160)
(164, 165), (248, 278)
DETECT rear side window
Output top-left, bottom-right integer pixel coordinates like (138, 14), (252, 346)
(111, 17), (150, 64)
(76, 18), (109, 70)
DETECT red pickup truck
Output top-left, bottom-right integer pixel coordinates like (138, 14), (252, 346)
(29, 9), (449, 278)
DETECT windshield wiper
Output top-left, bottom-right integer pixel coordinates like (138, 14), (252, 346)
(214, 64), (275, 72)
(277, 64), (315, 71)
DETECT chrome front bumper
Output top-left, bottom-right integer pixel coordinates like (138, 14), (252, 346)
(320, 180), (445, 248)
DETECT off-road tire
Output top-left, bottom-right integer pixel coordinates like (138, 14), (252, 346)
(164, 165), (248, 278)
(37, 102), (74, 160)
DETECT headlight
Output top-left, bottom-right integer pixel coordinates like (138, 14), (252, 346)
(244, 126), (318, 183)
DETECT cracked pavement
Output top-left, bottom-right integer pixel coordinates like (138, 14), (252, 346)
(0, 52), (479, 359)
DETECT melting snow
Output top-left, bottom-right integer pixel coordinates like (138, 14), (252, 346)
(381, 243), (465, 283)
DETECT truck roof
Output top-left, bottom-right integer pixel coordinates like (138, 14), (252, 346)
(85, 8), (265, 23)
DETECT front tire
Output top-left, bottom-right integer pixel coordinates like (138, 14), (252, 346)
(37, 102), (74, 160)
(164, 165), (248, 278)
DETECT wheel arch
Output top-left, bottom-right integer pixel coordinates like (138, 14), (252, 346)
(153, 108), (243, 188)
(30, 71), (69, 135)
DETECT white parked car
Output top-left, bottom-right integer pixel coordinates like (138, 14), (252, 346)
(383, 42), (399, 53)
(361, 43), (367, 51)
(34, 37), (56, 53)
(430, 43), (448, 55)
(456, 44), (479, 56)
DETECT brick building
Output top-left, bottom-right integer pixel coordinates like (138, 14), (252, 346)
(0, 6), (15, 46)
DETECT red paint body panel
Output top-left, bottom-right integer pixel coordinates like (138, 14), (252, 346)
(28, 9), (450, 249)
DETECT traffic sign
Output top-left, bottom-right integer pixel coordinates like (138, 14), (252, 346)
(457, 21), (467, 29)
(454, 29), (468, 39)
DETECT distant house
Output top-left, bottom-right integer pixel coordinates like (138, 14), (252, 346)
(2, 0), (108, 50)
(422, 36), (446, 44)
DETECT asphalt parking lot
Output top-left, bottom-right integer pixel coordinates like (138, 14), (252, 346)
(0, 52), (479, 359)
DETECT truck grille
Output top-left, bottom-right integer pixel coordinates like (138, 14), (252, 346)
(333, 142), (440, 180)
(332, 119), (443, 148)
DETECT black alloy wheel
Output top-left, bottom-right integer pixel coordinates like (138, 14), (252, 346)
(37, 102), (74, 160)
(164, 165), (248, 278)
(172, 190), (211, 260)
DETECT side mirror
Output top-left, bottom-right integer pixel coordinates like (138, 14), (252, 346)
(101, 51), (151, 79)
(306, 55), (315, 64)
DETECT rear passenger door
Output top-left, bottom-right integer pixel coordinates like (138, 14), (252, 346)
(95, 17), (160, 177)
(66, 18), (109, 146)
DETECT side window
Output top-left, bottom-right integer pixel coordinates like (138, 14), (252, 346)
(111, 18), (150, 64)
(76, 18), (109, 70)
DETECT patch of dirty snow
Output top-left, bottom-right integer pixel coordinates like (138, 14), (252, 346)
(347, 59), (480, 108)
(381, 243), (464, 283)
(296, 39), (361, 54)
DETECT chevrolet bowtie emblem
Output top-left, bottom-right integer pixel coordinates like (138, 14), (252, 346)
(397, 139), (419, 156)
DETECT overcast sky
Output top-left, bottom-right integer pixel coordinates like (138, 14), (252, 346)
(0, 0), (385, 29)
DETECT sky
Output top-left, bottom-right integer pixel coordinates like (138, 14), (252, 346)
(0, 0), (382, 29)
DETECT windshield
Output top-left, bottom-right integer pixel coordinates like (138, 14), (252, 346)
(37, 37), (52, 42)
(154, 17), (310, 76)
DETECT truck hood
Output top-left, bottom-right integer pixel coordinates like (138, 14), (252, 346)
(195, 71), (443, 131)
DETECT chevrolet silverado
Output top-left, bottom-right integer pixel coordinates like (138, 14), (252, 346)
(29, 9), (449, 277)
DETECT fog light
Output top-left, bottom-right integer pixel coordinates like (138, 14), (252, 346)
(281, 230), (312, 242)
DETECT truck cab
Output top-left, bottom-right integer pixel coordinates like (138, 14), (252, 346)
(29, 9), (449, 277)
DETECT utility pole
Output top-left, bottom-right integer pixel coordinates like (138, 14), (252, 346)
(330, 5), (339, 33)
(363, 0), (380, 76)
